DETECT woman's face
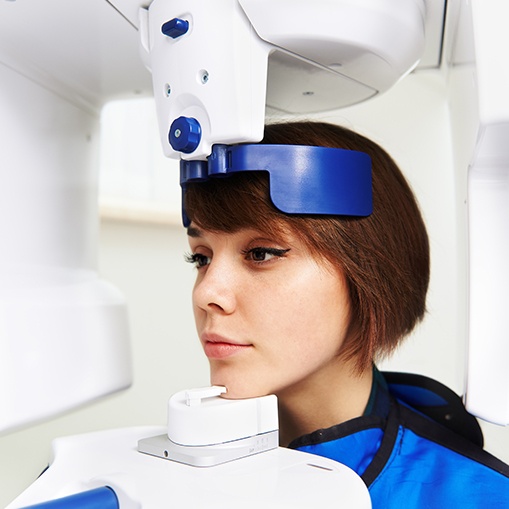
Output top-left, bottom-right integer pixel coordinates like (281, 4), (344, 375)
(187, 224), (352, 399)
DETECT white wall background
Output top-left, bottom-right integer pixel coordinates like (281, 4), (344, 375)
(1, 69), (509, 507)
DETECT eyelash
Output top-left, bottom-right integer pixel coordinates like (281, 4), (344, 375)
(184, 252), (210, 268)
(241, 247), (290, 263)
(184, 247), (290, 268)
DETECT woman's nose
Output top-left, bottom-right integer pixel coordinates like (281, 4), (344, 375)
(193, 260), (237, 314)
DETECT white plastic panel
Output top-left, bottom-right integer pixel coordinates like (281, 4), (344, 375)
(112, 0), (446, 70)
(240, 0), (426, 91)
(448, 0), (509, 424)
(266, 50), (377, 113)
(140, 0), (271, 160)
(7, 427), (372, 509)
(0, 51), (132, 434)
(467, 165), (509, 424)
(0, 0), (152, 111)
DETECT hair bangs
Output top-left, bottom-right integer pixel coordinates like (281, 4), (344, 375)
(184, 172), (285, 237)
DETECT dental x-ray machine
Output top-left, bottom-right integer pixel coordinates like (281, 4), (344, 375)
(1, 0), (508, 507)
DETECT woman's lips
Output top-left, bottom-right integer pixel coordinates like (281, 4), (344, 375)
(202, 334), (252, 359)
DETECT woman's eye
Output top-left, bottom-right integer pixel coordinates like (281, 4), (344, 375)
(244, 247), (290, 263)
(184, 252), (211, 268)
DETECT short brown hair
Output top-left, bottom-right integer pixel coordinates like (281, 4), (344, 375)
(184, 121), (430, 372)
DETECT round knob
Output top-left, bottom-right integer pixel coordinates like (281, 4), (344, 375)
(169, 117), (202, 154)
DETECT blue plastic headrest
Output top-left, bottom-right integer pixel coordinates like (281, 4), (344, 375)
(180, 144), (372, 227)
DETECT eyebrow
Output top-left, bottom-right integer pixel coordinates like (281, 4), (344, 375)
(187, 226), (202, 238)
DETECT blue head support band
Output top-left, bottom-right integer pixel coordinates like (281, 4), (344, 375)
(180, 144), (372, 227)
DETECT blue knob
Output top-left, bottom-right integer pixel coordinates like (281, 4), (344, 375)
(169, 117), (202, 154)
(161, 18), (189, 38)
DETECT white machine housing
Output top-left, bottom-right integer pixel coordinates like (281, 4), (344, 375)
(7, 425), (372, 509)
(5, 387), (371, 507)
(139, 0), (427, 160)
(0, 0), (140, 434)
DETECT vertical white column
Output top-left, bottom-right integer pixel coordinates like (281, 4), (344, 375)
(461, 0), (509, 424)
(467, 163), (509, 424)
(0, 62), (132, 433)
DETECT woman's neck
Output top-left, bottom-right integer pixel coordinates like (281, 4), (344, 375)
(276, 360), (373, 447)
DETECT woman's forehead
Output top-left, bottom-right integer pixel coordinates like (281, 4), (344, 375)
(186, 222), (299, 246)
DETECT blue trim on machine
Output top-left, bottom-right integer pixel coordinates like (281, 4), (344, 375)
(18, 486), (119, 509)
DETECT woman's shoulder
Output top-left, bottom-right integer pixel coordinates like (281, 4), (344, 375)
(382, 371), (509, 480)
(396, 400), (509, 478)
(370, 399), (509, 507)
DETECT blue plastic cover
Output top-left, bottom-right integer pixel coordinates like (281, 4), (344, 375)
(180, 144), (372, 226)
(19, 486), (119, 509)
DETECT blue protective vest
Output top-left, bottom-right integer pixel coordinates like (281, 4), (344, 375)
(289, 369), (509, 508)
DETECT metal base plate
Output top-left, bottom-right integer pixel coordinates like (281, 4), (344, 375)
(138, 430), (279, 467)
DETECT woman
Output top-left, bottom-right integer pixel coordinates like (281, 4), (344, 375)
(183, 121), (509, 507)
